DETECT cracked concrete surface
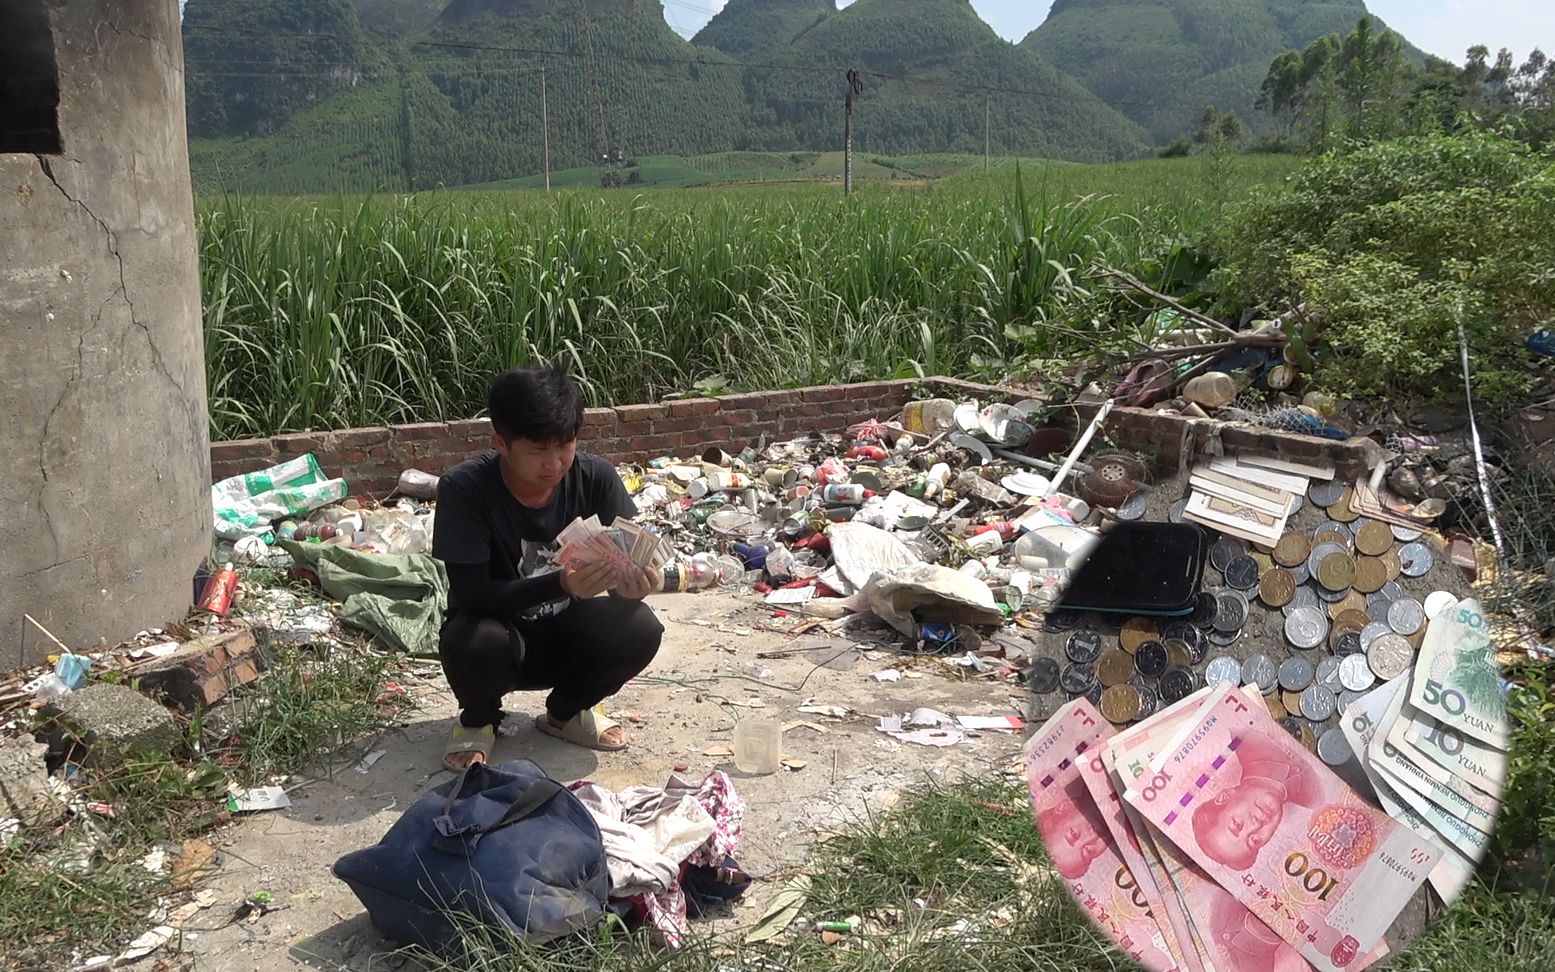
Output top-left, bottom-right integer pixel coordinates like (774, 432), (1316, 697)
(0, 0), (210, 669)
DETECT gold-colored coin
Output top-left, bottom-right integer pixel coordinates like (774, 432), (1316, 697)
(1336, 609), (1372, 631)
(1300, 722), (1319, 753)
(1313, 529), (1351, 550)
(1329, 590), (1369, 620)
(1273, 532), (1311, 568)
(1120, 617), (1160, 654)
(1408, 627), (1428, 650)
(1258, 568), (1297, 607)
(1353, 556), (1388, 593)
(1328, 487), (1359, 522)
(1316, 552), (1356, 591)
(1282, 689), (1306, 714)
(1265, 693), (1289, 720)
(1165, 640), (1194, 668)
(1355, 521), (1394, 557)
(1099, 650), (1136, 687)
(1100, 685), (1142, 724)
(1250, 550), (1276, 573)
(1381, 549), (1403, 581)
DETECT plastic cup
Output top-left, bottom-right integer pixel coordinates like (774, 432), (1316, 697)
(732, 718), (782, 775)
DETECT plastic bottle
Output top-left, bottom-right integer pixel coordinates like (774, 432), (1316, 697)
(765, 544), (797, 581)
(733, 717), (782, 775)
(922, 463), (952, 499)
(820, 484), (873, 505)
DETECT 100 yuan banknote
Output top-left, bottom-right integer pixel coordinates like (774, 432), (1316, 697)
(1125, 687), (1441, 972)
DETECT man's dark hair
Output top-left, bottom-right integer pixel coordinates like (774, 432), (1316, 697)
(487, 364), (584, 444)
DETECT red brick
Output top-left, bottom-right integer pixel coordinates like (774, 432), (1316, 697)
(614, 403), (670, 423)
(392, 421), (449, 441)
(334, 426), (391, 448)
(273, 432), (327, 455)
(714, 408), (758, 428)
(211, 438), (278, 461)
(448, 418), (493, 438)
(129, 628), (264, 710)
(668, 398), (720, 417)
(800, 386), (849, 403)
(337, 448), (367, 464)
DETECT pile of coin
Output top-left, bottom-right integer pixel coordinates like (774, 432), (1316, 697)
(1034, 477), (1461, 766)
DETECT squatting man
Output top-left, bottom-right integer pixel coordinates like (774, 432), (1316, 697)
(433, 364), (664, 770)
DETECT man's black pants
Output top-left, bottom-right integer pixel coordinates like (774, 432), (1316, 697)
(438, 596), (664, 729)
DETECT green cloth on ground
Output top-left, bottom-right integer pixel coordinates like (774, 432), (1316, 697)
(279, 540), (448, 657)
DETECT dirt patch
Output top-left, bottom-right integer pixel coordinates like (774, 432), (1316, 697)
(181, 591), (1025, 970)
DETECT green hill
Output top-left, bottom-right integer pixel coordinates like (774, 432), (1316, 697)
(1022, 0), (1413, 142)
(692, 0), (836, 59)
(723, 0), (1149, 161)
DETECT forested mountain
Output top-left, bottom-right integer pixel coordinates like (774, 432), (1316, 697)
(182, 0), (1427, 193)
(1022, 0), (1417, 142)
(692, 0), (835, 59)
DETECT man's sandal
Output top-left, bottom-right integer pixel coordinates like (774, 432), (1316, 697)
(443, 722), (494, 771)
(535, 707), (628, 752)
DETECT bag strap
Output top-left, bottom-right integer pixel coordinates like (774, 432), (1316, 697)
(434, 764), (567, 839)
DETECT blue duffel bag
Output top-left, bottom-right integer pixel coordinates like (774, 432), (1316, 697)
(332, 758), (610, 953)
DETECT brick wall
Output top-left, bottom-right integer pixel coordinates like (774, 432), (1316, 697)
(210, 379), (929, 497)
(209, 379), (1379, 496)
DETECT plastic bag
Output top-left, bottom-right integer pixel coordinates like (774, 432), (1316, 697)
(212, 454), (348, 541)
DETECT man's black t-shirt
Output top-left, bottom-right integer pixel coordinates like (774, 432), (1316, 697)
(432, 450), (636, 622)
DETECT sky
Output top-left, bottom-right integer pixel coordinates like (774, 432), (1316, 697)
(661, 0), (1552, 65)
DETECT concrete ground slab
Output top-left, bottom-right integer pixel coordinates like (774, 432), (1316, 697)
(181, 590), (1026, 970)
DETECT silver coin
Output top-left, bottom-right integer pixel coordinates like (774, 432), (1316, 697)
(1315, 656), (1344, 692)
(1283, 586), (1321, 617)
(1387, 598), (1426, 636)
(1338, 653), (1378, 692)
(1278, 657), (1316, 692)
(1205, 656), (1243, 687)
(1210, 537), (1246, 572)
(1380, 581), (1406, 601)
(1224, 555), (1260, 591)
(1313, 520), (1350, 540)
(1242, 653), (1279, 694)
(1285, 607), (1329, 650)
(1207, 627), (1242, 647)
(1288, 495), (1305, 515)
(1306, 541), (1348, 577)
(1316, 584), (1349, 603)
(1424, 590), (1459, 619)
(1300, 684), (1338, 721)
(1337, 688), (1368, 712)
(1213, 590), (1250, 633)
(1289, 560), (1311, 586)
(1360, 621), (1394, 653)
(1366, 597), (1393, 623)
(1367, 633), (1415, 681)
(1391, 524), (1424, 542)
(1309, 480), (1346, 507)
(1398, 542), (1434, 577)
(1317, 726), (1354, 766)
(1168, 498), (1190, 524)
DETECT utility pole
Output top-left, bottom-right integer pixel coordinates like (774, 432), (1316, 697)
(844, 68), (862, 196)
(984, 93), (991, 173)
(540, 63), (551, 192)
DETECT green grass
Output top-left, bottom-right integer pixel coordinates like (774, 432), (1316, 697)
(198, 155), (1295, 440)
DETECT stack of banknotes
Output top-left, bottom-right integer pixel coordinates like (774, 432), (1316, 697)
(1025, 596), (1504, 972)
(556, 514), (672, 574)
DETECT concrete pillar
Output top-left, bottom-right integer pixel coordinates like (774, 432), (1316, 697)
(1, 0), (210, 669)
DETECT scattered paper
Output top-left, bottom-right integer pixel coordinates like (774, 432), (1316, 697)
(877, 711), (966, 747)
(765, 587), (816, 607)
(172, 839), (218, 890)
(225, 786), (291, 813)
(355, 749), (386, 773)
(745, 876), (812, 943)
(871, 669), (901, 682)
(781, 758), (808, 770)
(955, 715), (1025, 732)
(797, 703), (851, 719)
(704, 746), (734, 757)
(781, 720), (831, 735)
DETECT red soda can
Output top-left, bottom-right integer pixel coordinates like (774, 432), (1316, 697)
(199, 561), (239, 616)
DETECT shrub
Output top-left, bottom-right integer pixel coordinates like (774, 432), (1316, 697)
(1212, 132), (1555, 403)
